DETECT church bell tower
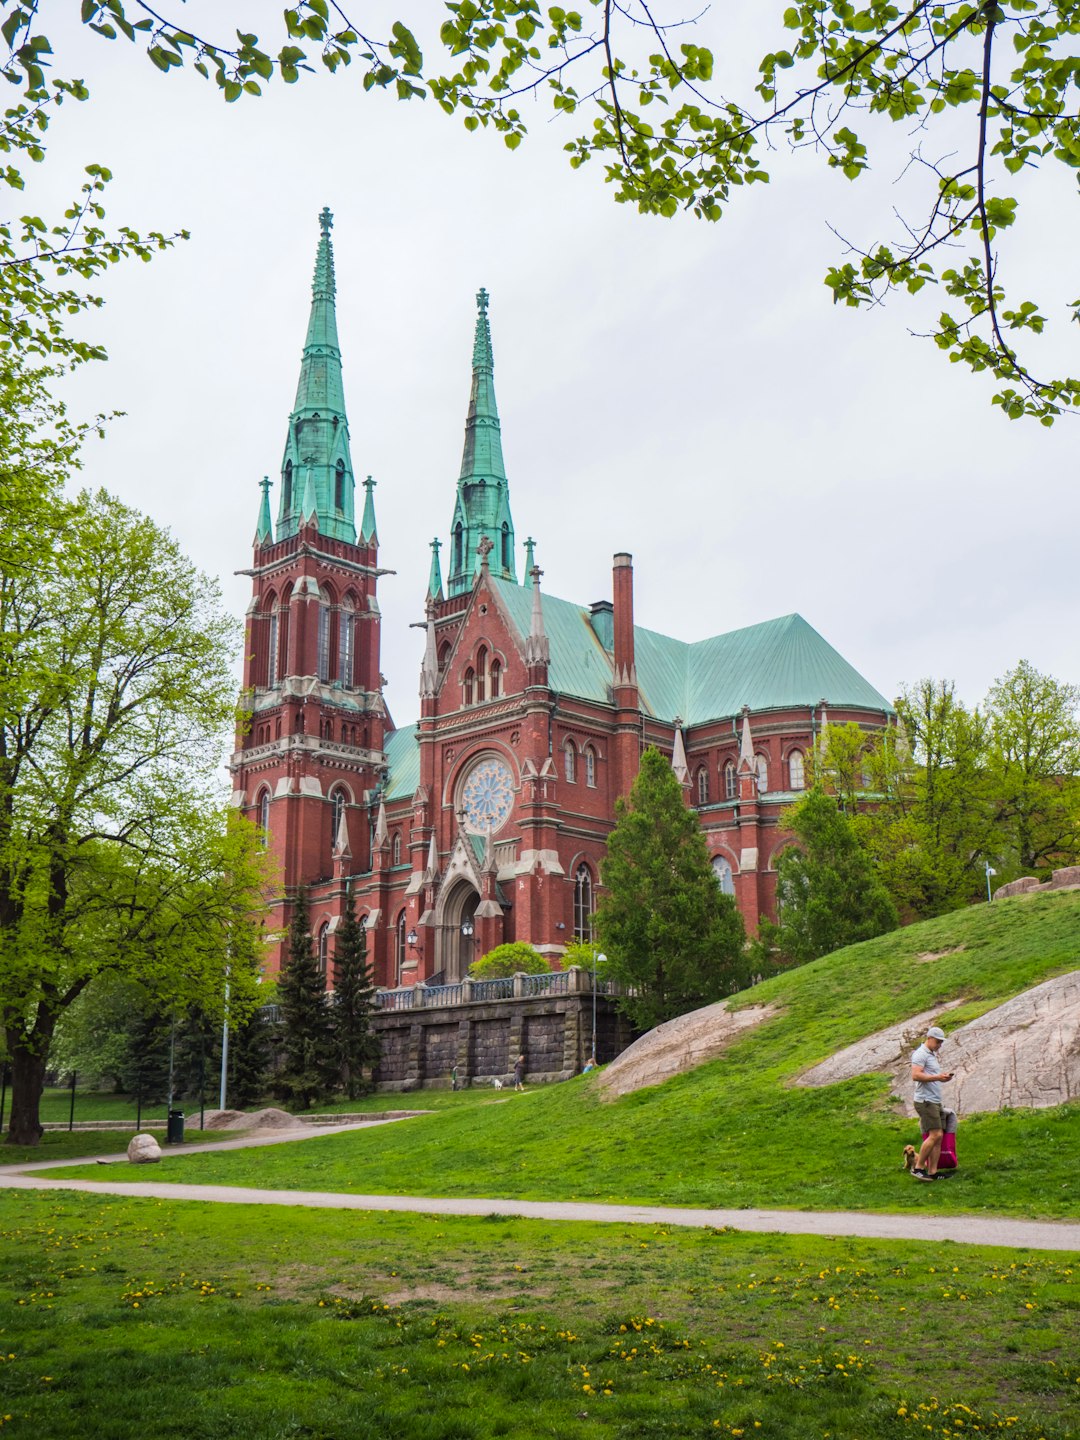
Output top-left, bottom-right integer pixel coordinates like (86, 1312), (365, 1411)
(231, 209), (387, 956)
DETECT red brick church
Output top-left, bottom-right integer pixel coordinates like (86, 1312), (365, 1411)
(232, 211), (893, 987)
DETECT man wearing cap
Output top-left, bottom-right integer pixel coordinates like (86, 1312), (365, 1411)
(911, 1026), (954, 1181)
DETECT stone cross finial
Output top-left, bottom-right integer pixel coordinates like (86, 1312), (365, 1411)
(476, 286), (489, 313)
(477, 535), (494, 564)
(260, 475), (272, 495)
(530, 565), (543, 585)
(319, 206), (333, 237)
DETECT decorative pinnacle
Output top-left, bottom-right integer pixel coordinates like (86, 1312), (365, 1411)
(472, 287), (493, 370)
(319, 206), (333, 238)
(312, 207), (336, 300)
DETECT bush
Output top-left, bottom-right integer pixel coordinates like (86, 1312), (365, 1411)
(469, 943), (550, 979)
(559, 940), (609, 976)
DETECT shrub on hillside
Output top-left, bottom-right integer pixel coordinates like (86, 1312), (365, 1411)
(469, 943), (550, 979)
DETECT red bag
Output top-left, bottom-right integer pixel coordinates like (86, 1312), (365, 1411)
(921, 1129), (957, 1170)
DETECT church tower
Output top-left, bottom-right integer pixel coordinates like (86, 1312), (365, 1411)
(446, 289), (517, 595)
(232, 209), (387, 960)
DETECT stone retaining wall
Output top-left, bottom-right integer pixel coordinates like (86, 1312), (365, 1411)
(371, 991), (633, 1091)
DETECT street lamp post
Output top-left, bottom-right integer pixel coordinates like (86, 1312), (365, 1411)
(985, 861), (997, 902)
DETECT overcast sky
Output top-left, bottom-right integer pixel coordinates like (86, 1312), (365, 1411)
(32, 4), (1079, 732)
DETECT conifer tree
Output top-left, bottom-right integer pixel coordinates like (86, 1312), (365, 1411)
(227, 1007), (277, 1111)
(596, 747), (747, 1030)
(331, 886), (380, 1099)
(276, 887), (333, 1109)
(771, 789), (898, 966)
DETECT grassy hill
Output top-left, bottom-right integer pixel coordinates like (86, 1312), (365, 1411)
(46, 890), (1080, 1218)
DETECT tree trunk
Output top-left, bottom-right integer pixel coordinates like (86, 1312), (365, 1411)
(4, 1039), (49, 1146)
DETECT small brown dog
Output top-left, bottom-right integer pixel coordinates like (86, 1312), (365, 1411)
(902, 1144), (918, 1172)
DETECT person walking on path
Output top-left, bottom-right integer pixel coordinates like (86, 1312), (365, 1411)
(911, 1025), (954, 1181)
(513, 1054), (525, 1092)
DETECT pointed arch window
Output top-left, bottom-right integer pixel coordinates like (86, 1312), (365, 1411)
(501, 523), (510, 571)
(278, 592), (291, 679)
(755, 754), (769, 795)
(283, 460), (293, 513)
(392, 832), (402, 866)
(573, 864), (594, 941)
(266, 607), (279, 688)
(712, 855), (735, 895)
(395, 910), (407, 986)
(335, 459), (345, 511)
(563, 740), (576, 784)
(317, 922), (330, 978)
(476, 646), (487, 703)
(317, 595), (331, 682)
(697, 766), (709, 805)
(330, 786), (347, 844)
(724, 760), (737, 800)
(788, 750), (805, 791)
(489, 658), (501, 699)
(584, 745), (596, 788)
(257, 788), (271, 846)
(463, 667), (475, 706)
(453, 523), (464, 574)
(338, 595), (355, 687)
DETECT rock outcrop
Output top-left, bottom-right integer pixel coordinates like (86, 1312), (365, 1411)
(596, 1000), (779, 1100)
(797, 970), (1080, 1114)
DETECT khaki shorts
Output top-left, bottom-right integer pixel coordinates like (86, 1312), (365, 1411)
(915, 1100), (946, 1133)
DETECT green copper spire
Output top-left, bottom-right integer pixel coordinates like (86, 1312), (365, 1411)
(275, 207), (358, 543)
(359, 474), (378, 545)
(427, 537), (444, 601)
(256, 476), (274, 544)
(446, 288), (517, 596)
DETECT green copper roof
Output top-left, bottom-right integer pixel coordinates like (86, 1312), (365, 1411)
(427, 537), (444, 601)
(446, 289), (517, 595)
(490, 578), (892, 723)
(384, 723), (421, 801)
(275, 208), (358, 544)
(255, 475), (274, 544)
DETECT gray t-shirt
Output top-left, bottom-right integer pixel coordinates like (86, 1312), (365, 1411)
(911, 1042), (943, 1103)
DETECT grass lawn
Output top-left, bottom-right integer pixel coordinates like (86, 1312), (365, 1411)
(1, 1189), (1077, 1439)
(37, 891), (1080, 1218)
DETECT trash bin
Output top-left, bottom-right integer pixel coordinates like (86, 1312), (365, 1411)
(166, 1108), (185, 1145)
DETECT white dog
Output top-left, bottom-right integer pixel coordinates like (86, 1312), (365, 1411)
(492, 1077), (504, 1090)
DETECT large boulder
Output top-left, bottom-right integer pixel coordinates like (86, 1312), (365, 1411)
(596, 1000), (778, 1100)
(127, 1133), (162, 1164)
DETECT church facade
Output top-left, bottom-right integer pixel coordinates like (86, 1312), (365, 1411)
(231, 212), (894, 988)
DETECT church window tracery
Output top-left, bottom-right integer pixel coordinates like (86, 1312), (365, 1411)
(318, 922), (330, 978)
(257, 787), (271, 845)
(573, 863), (594, 940)
(330, 786), (347, 842)
(697, 766), (709, 805)
(267, 604), (279, 688)
(476, 646), (487, 703)
(395, 910), (407, 985)
(788, 749), (805, 791)
(724, 760), (737, 799)
(338, 595), (355, 686)
(490, 658), (501, 699)
(463, 667), (475, 706)
(712, 855), (735, 895)
(392, 832), (402, 865)
(563, 740), (576, 784)
(584, 745), (596, 787)
(755, 754), (769, 795)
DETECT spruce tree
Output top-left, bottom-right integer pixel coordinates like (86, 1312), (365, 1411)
(596, 747), (747, 1030)
(227, 1007), (276, 1110)
(331, 886), (380, 1099)
(277, 886), (333, 1109)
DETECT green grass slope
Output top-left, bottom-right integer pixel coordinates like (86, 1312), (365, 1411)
(44, 891), (1080, 1218)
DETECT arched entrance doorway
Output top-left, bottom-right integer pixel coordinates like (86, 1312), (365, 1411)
(436, 881), (480, 982)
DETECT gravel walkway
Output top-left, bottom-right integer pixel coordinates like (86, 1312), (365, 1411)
(1, 1124), (1078, 1252)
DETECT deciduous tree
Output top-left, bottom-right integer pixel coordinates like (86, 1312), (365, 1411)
(10, 3), (1078, 420)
